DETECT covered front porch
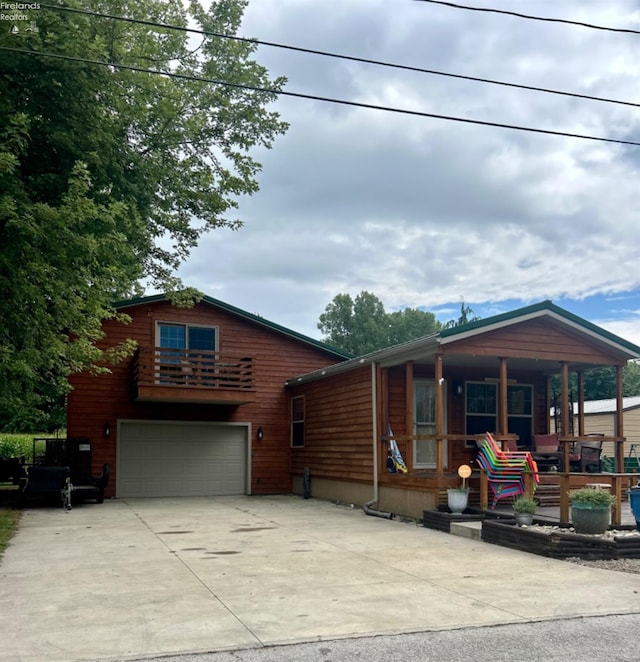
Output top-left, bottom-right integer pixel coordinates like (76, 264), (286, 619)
(372, 303), (640, 521)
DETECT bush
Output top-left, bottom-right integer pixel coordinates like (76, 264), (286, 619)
(0, 434), (43, 463)
(512, 496), (537, 514)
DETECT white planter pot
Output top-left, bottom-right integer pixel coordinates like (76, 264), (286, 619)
(514, 512), (534, 526)
(447, 489), (469, 514)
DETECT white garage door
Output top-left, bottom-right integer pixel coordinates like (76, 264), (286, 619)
(117, 421), (248, 497)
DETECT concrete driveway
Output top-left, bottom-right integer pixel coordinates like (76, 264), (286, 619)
(2, 495), (640, 662)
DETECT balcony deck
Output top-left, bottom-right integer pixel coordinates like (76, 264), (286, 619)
(132, 348), (256, 405)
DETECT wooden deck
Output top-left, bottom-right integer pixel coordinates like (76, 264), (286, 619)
(131, 347), (256, 405)
(479, 471), (640, 526)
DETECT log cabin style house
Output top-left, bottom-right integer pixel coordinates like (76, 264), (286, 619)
(67, 296), (640, 519)
(66, 294), (351, 499)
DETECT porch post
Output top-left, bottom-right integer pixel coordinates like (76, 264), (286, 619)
(546, 375), (553, 433)
(577, 371), (585, 437)
(560, 362), (570, 436)
(498, 357), (508, 442)
(561, 362), (571, 472)
(616, 364), (625, 473)
(435, 353), (444, 475)
(377, 365), (386, 489)
(405, 361), (414, 473)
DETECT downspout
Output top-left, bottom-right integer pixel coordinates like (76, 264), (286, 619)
(364, 360), (394, 519)
(372, 361), (378, 503)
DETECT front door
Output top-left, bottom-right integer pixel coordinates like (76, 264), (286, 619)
(414, 379), (447, 469)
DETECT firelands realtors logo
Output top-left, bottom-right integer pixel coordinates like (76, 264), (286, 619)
(1, 2), (40, 35)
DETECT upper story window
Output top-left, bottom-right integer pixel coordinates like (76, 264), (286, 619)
(157, 323), (217, 352)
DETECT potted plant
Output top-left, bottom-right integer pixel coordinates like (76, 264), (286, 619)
(569, 487), (616, 534)
(512, 495), (537, 526)
(447, 464), (471, 514)
(628, 483), (640, 530)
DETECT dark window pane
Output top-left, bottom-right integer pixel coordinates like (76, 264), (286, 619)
(188, 327), (215, 351)
(292, 422), (304, 447)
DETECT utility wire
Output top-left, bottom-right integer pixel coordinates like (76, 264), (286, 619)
(37, 3), (640, 110)
(413, 0), (640, 36)
(3, 46), (640, 147)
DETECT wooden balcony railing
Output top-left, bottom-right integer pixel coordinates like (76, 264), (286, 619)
(132, 347), (255, 404)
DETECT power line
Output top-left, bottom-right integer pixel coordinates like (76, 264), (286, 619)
(413, 0), (640, 36)
(37, 3), (640, 110)
(3, 46), (640, 147)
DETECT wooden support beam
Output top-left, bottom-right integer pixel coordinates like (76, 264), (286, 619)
(577, 371), (585, 437)
(377, 365), (385, 484)
(561, 362), (570, 437)
(479, 469), (488, 510)
(559, 473), (570, 524)
(616, 365), (625, 473)
(498, 357), (508, 437)
(435, 354), (444, 475)
(405, 361), (414, 474)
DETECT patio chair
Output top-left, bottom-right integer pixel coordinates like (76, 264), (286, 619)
(70, 464), (110, 504)
(477, 433), (539, 508)
(476, 451), (527, 507)
(579, 442), (602, 473)
(569, 439), (603, 473)
(20, 466), (71, 508)
(532, 434), (561, 471)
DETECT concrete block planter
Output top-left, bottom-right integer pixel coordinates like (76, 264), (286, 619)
(482, 519), (640, 560)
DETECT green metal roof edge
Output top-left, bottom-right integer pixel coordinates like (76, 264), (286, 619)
(113, 293), (354, 360)
(439, 300), (640, 356)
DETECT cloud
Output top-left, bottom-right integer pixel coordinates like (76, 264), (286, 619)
(175, 0), (640, 343)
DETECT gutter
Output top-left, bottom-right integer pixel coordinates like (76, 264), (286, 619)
(372, 361), (378, 503)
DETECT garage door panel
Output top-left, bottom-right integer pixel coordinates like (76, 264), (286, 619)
(118, 422), (247, 498)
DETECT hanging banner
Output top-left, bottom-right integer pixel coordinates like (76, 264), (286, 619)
(387, 429), (407, 474)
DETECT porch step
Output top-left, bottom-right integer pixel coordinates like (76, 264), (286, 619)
(449, 520), (482, 540)
(535, 483), (560, 507)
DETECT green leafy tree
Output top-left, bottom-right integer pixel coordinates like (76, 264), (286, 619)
(318, 292), (442, 355)
(387, 307), (440, 346)
(622, 361), (640, 396)
(0, 0), (287, 430)
(442, 299), (480, 329)
(551, 362), (640, 403)
(318, 292), (388, 356)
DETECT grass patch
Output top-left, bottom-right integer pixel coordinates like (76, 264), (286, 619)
(0, 506), (21, 560)
(0, 433), (37, 462)
(0, 433), (53, 463)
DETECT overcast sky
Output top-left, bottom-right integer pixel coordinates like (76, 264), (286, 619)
(176, 0), (640, 347)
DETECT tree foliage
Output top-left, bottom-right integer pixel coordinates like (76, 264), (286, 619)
(442, 300), (480, 329)
(0, 0), (288, 430)
(551, 362), (640, 402)
(318, 292), (441, 355)
(319, 294), (640, 401)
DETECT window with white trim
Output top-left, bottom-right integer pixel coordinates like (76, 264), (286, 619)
(157, 322), (217, 352)
(465, 382), (533, 447)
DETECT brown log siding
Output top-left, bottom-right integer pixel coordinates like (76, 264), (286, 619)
(443, 319), (627, 364)
(290, 366), (374, 484)
(67, 300), (342, 496)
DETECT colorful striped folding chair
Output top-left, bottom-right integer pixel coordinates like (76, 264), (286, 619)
(477, 433), (539, 508)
